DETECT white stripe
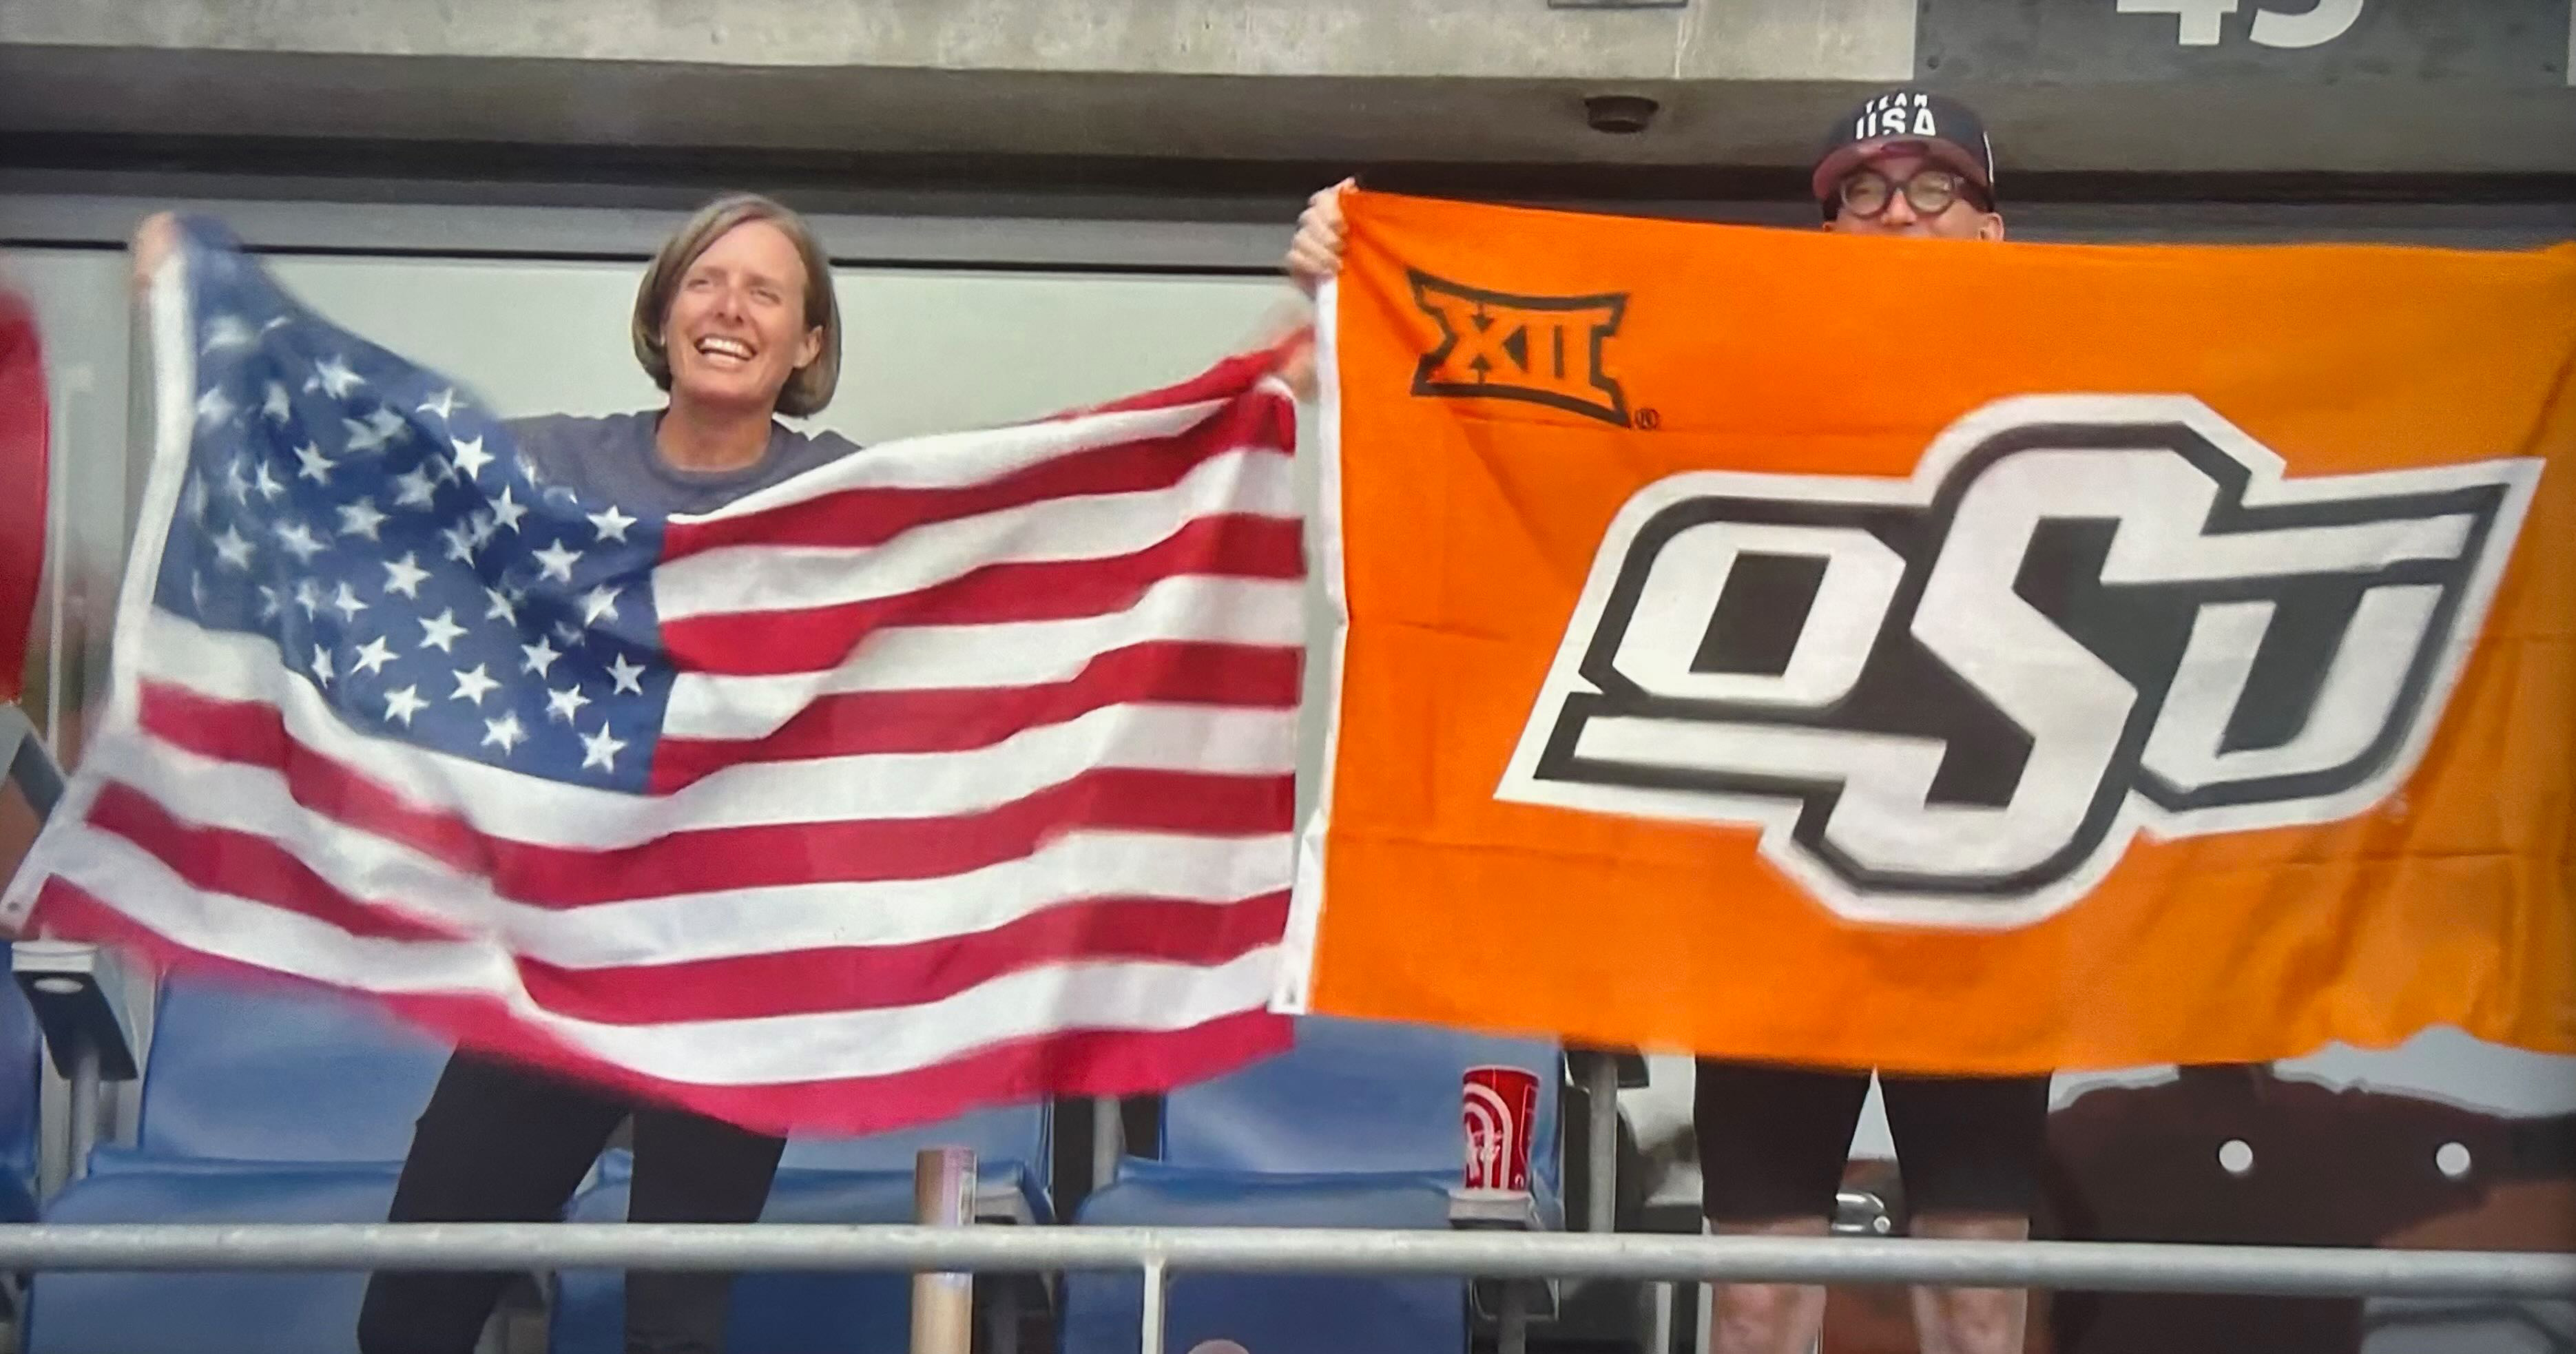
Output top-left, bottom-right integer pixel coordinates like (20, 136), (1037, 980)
(683, 397), (1236, 521)
(45, 828), (1280, 1086)
(136, 614), (1294, 846)
(84, 734), (1287, 967)
(1278, 275), (1349, 1015)
(1, 220), (198, 932)
(665, 575), (1305, 740)
(656, 448), (1296, 621)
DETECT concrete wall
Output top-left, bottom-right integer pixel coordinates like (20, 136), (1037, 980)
(0, 0), (1911, 81)
(3, 0), (2570, 176)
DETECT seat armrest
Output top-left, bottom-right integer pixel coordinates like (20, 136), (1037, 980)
(0, 704), (63, 822)
(1448, 1186), (1545, 1231)
(1449, 1187), (1561, 1322)
(1561, 1045), (1649, 1090)
(12, 941), (140, 1081)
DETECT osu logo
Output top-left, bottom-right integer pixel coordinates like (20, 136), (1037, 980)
(1410, 271), (1630, 426)
(1496, 395), (2541, 927)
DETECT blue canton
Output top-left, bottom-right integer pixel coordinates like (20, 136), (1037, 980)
(150, 220), (672, 793)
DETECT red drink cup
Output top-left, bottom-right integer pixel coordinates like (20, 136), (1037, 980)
(1462, 1065), (1540, 1192)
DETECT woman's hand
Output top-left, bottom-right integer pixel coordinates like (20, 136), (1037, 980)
(128, 212), (182, 293)
(1239, 295), (1319, 403)
(1284, 179), (1355, 297)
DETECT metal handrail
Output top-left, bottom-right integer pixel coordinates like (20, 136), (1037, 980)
(0, 1224), (2563, 1300)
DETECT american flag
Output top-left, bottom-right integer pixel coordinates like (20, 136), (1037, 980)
(3, 217), (1302, 1134)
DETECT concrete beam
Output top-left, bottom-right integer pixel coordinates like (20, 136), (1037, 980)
(0, 0), (1911, 82)
(1, 0), (2569, 177)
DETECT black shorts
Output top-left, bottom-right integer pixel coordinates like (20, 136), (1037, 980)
(1694, 1058), (2051, 1224)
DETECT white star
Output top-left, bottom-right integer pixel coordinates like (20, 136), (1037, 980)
(261, 315), (291, 333)
(417, 388), (461, 421)
(392, 466), (439, 508)
(262, 382), (293, 424)
(293, 441), (335, 485)
(605, 652), (647, 696)
(587, 504), (636, 543)
(382, 685), (428, 725)
(530, 539), (583, 583)
(188, 571), (207, 613)
(313, 355), (364, 399)
(350, 635), (397, 676)
(224, 457), (253, 505)
(552, 621), (588, 649)
(201, 315), (256, 353)
(382, 552), (430, 598)
(256, 585), (281, 620)
(337, 498), (387, 541)
(480, 711), (527, 753)
(253, 460), (286, 502)
(579, 585), (621, 626)
(450, 435), (495, 481)
(293, 579), (322, 617)
(211, 525), (255, 570)
(517, 455), (544, 486)
(544, 684), (590, 724)
(183, 474), (211, 523)
(520, 636), (561, 678)
(484, 587), (519, 626)
(417, 608), (466, 652)
(579, 721), (627, 771)
(366, 406), (408, 444)
(487, 485), (528, 535)
(342, 417), (391, 455)
(450, 664), (500, 706)
(309, 645), (336, 687)
(273, 520), (324, 563)
(194, 386), (236, 429)
(439, 523), (477, 565)
(329, 581), (368, 623)
(467, 510), (497, 549)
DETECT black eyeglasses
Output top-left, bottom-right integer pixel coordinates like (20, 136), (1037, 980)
(1835, 168), (1982, 220)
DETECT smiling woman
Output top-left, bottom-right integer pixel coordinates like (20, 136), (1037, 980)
(628, 196), (842, 467)
(499, 194), (859, 519)
(348, 194), (858, 1354)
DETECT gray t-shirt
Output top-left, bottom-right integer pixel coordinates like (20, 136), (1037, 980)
(506, 411), (861, 517)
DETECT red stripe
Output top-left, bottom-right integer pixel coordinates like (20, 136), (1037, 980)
(518, 892), (1292, 1024)
(663, 398), (1291, 561)
(663, 513), (1304, 678)
(32, 880), (1294, 1138)
(651, 640), (1302, 792)
(83, 780), (465, 944)
(135, 680), (1292, 908)
(138, 683), (488, 875)
(83, 773), (1285, 1023)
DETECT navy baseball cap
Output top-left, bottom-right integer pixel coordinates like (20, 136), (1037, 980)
(1811, 89), (1997, 209)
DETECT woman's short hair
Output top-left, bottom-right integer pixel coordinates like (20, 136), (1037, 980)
(630, 193), (842, 418)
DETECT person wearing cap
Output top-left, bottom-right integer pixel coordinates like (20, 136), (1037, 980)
(1282, 88), (2042, 1354)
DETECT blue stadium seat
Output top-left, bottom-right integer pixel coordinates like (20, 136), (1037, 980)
(550, 1100), (1055, 1354)
(0, 944), (45, 1225)
(1059, 1017), (1564, 1354)
(22, 975), (452, 1354)
(111, 975), (450, 1165)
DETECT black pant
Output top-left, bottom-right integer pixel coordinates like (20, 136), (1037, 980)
(1695, 1058), (2053, 1224)
(357, 1050), (787, 1354)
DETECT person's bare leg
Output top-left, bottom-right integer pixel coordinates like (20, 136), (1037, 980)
(1907, 1211), (2030, 1354)
(1707, 1216), (1830, 1354)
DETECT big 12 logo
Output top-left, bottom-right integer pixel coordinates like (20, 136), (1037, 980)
(1495, 395), (2540, 928)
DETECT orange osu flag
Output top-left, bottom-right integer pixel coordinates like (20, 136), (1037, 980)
(1278, 189), (2576, 1073)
